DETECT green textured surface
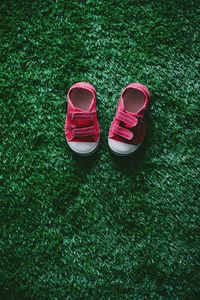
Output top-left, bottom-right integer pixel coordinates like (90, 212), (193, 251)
(1, 0), (200, 299)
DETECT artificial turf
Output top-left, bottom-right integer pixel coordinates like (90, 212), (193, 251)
(0, 0), (200, 299)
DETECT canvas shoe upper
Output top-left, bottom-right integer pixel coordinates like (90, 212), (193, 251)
(108, 82), (150, 155)
(65, 82), (100, 155)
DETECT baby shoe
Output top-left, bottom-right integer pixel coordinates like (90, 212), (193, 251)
(108, 82), (150, 155)
(65, 82), (100, 155)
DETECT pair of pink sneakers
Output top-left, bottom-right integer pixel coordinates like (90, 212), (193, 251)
(64, 82), (150, 156)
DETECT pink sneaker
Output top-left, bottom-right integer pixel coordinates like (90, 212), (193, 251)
(108, 83), (150, 155)
(65, 82), (100, 155)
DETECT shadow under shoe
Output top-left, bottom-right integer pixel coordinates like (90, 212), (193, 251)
(109, 140), (147, 174)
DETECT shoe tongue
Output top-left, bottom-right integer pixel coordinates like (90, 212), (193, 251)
(122, 96), (145, 116)
(73, 100), (93, 113)
(125, 106), (144, 116)
(74, 106), (90, 113)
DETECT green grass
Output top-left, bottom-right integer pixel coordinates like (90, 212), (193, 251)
(0, 0), (200, 299)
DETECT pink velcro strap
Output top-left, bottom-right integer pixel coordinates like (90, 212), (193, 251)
(70, 111), (96, 121)
(73, 125), (96, 137)
(112, 124), (133, 140)
(116, 110), (138, 127)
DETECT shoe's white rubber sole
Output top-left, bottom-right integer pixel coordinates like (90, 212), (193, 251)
(68, 139), (99, 156)
(108, 138), (141, 156)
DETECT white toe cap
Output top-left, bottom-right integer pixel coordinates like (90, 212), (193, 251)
(108, 138), (140, 155)
(68, 141), (98, 155)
